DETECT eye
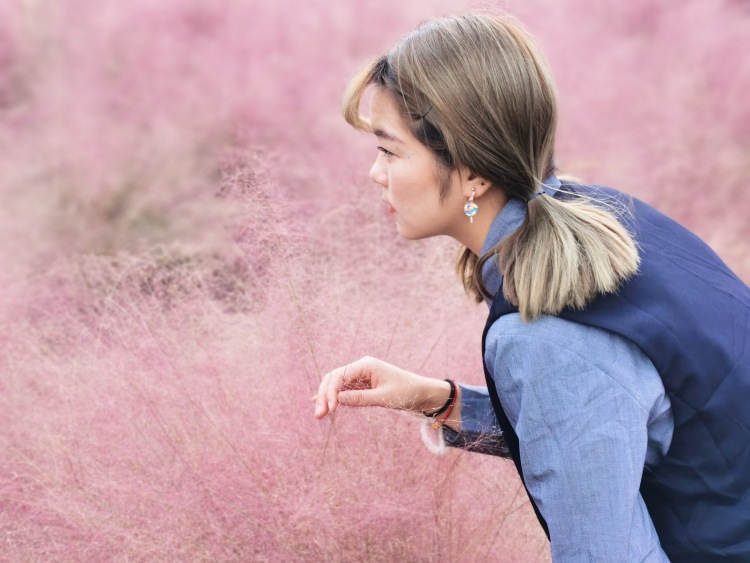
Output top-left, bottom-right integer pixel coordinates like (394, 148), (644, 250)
(377, 146), (395, 158)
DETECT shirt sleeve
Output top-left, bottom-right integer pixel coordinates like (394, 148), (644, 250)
(485, 315), (671, 562)
(442, 384), (510, 457)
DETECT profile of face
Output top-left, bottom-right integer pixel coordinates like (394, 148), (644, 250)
(368, 88), (470, 241)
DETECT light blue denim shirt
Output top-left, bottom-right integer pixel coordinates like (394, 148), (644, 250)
(444, 193), (674, 561)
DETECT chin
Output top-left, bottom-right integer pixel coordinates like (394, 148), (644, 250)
(395, 224), (434, 241)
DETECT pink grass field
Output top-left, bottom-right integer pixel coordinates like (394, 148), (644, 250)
(0, 1), (748, 561)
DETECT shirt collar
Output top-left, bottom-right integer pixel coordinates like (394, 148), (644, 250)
(479, 175), (561, 304)
(479, 197), (526, 304)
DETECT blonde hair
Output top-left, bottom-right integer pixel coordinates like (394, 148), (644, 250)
(341, 12), (639, 321)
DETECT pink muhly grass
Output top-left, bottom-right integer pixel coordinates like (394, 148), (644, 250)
(0, 1), (747, 561)
(519, 0), (750, 277)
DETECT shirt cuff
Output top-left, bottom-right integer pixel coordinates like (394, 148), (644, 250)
(443, 384), (510, 458)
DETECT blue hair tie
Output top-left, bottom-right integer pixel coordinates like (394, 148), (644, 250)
(528, 175), (561, 202)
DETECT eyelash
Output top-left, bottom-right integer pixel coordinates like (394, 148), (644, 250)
(377, 146), (395, 158)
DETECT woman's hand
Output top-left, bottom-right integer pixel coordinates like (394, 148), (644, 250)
(313, 356), (450, 419)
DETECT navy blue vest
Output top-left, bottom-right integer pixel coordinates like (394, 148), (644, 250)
(481, 182), (750, 561)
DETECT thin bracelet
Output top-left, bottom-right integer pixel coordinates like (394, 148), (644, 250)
(423, 379), (456, 418)
(432, 386), (458, 430)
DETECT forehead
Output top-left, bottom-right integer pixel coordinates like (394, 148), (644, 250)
(368, 89), (408, 144)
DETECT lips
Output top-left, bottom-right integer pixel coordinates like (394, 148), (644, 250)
(382, 199), (396, 214)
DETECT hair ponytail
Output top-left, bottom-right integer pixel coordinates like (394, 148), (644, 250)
(458, 182), (639, 321)
(506, 190), (639, 320)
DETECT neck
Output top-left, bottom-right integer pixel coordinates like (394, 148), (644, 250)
(449, 189), (508, 256)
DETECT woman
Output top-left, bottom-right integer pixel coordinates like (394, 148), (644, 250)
(313, 13), (750, 561)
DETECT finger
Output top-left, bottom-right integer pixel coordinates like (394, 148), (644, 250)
(326, 364), (346, 413)
(316, 357), (376, 417)
(329, 358), (374, 413)
(315, 372), (333, 418)
(316, 364), (353, 417)
(337, 386), (388, 408)
(325, 362), (355, 413)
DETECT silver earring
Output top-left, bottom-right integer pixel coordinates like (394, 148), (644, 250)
(464, 188), (479, 223)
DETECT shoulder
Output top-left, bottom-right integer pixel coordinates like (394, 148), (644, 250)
(484, 313), (665, 413)
(486, 312), (642, 360)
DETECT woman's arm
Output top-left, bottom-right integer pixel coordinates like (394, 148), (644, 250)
(313, 356), (462, 431)
(486, 315), (672, 561)
(314, 357), (510, 457)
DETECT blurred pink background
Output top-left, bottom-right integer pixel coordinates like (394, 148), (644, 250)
(1, 0), (747, 560)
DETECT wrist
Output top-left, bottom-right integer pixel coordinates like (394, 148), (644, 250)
(415, 378), (453, 415)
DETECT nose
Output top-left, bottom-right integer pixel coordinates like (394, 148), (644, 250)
(369, 155), (388, 188)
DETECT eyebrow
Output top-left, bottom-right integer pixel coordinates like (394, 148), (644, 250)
(372, 128), (404, 144)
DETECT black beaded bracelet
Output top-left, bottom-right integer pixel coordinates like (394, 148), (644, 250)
(423, 379), (456, 418)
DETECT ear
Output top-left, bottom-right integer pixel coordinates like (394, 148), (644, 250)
(460, 167), (493, 199)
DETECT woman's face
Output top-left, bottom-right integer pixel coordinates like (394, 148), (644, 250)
(368, 88), (467, 240)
